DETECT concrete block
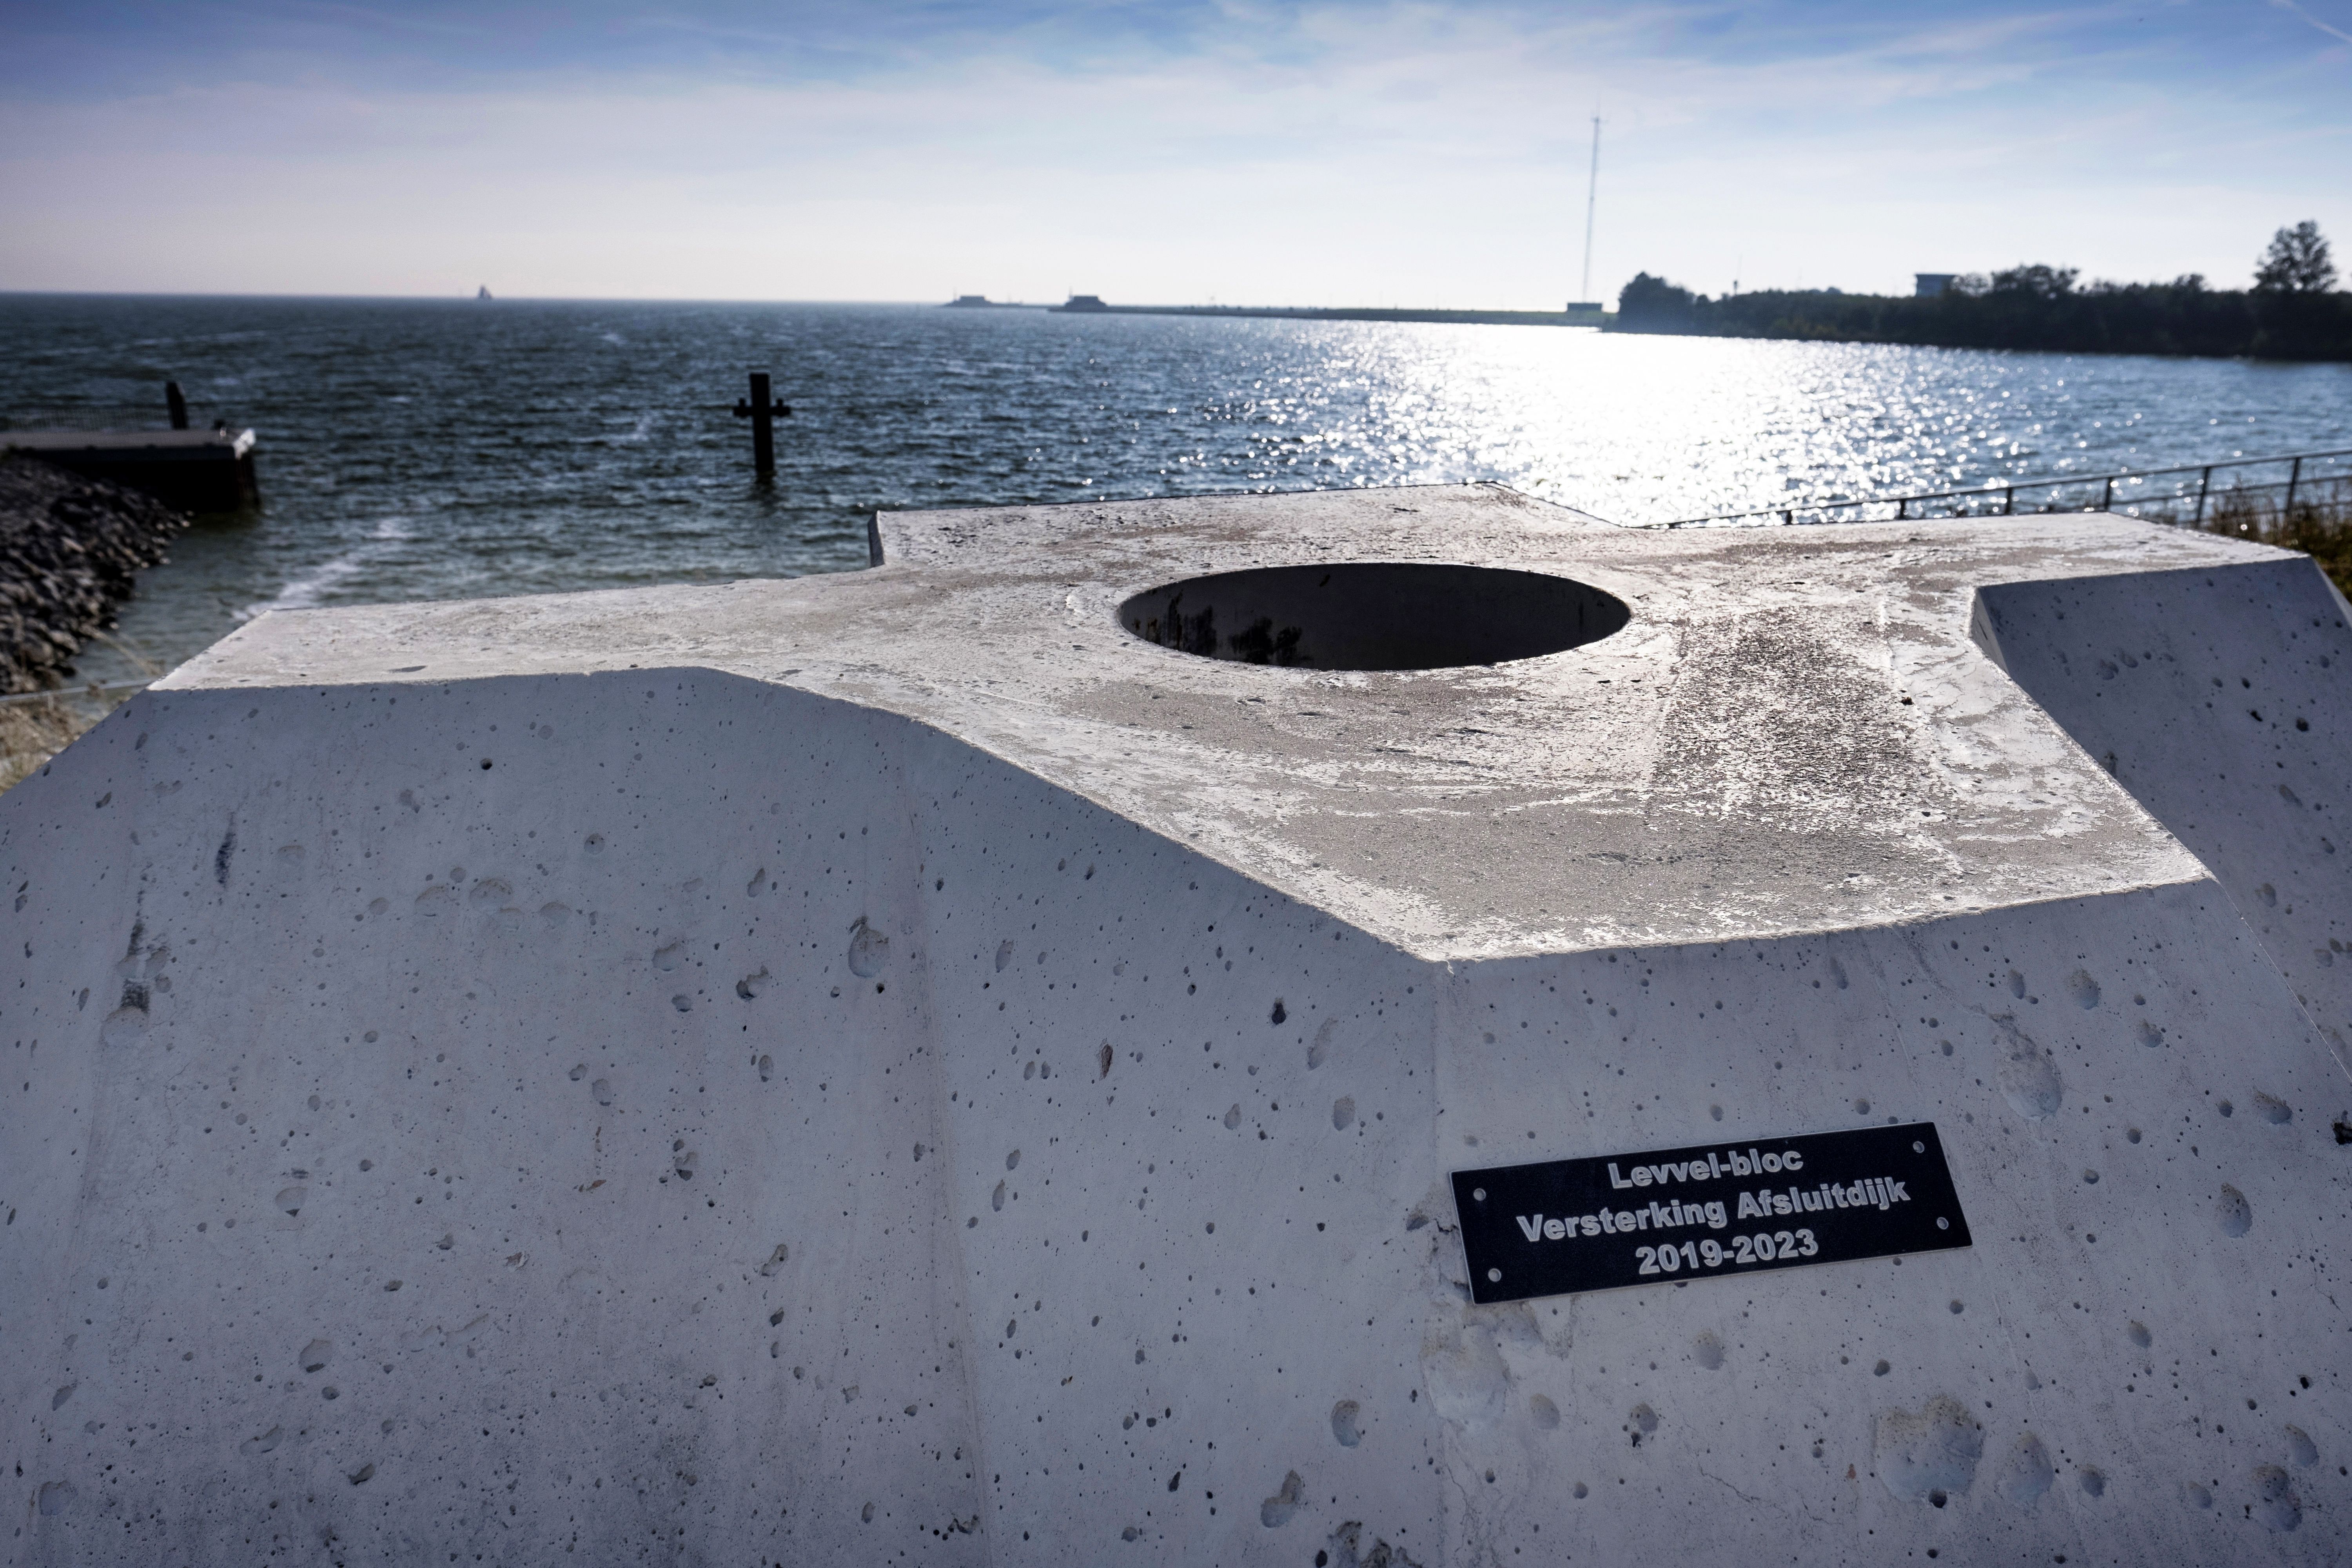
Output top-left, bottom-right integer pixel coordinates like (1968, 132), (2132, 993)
(4, 484), (2347, 1563)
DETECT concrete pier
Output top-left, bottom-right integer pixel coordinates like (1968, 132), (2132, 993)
(2, 426), (256, 512)
(3, 485), (2348, 1563)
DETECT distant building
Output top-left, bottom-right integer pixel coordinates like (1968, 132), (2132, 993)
(947, 294), (992, 307)
(1915, 273), (1958, 298)
(1564, 301), (1605, 316)
(1059, 294), (1110, 312)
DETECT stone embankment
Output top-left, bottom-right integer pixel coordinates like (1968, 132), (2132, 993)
(0, 454), (187, 692)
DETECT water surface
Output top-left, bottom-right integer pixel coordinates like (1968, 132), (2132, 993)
(2, 294), (2343, 686)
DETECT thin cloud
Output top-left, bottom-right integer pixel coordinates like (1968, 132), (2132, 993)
(288, 2), (490, 36)
(0, 0), (2341, 300)
(2270, 0), (2352, 45)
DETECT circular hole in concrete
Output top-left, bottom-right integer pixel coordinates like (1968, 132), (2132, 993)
(1118, 562), (1630, 671)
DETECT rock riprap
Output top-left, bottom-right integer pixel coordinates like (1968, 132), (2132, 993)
(0, 454), (188, 692)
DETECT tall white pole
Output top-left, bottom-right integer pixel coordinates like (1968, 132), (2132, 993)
(1579, 115), (1601, 304)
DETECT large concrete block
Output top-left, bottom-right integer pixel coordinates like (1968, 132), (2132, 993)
(4, 485), (2347, 1563)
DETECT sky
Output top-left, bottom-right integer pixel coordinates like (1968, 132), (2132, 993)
(0, 1), (2345, 306)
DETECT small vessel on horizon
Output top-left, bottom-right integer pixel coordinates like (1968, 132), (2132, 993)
(477, 285), (493, 301)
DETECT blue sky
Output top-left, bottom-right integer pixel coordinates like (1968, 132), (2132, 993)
(1, 2), (2345, 303)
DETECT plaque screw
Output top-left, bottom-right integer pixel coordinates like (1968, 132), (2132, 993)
(1472, 1188), (1486, 1202)
(1936, 1217), (1949, 1230)
(1487, 1269), (1502, 1283)
(1913, 1141), (1926, 1154)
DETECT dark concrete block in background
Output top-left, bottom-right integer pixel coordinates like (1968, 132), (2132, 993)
(3, 426), (256, 511)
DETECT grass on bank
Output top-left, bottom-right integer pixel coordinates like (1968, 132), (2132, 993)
(0, 629), (160, 793)
(2203, 483), (2352, 600)
(0, 686), (139, 793)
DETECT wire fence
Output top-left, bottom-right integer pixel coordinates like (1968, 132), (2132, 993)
(0, 630), (166, 792)
(1659, 446), (2352, 531)
(0, 679), (152, 710)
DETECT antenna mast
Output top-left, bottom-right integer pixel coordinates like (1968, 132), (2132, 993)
(1579, 115), (1602, 305)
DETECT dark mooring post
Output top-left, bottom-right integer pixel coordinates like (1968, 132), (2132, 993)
(165, 381), (189, 430)
(732, 372), (792, 480)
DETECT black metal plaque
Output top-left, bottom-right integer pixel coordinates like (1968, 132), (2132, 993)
(1452, 1122), (1971, 1304)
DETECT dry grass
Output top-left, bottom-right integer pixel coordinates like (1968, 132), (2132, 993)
(2201, 479), (2352, 600)
(0, 632), (161, 795)
(0, 692), (96, 793)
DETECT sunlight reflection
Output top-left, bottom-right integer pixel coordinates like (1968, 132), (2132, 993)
(1110, 319), (2343, 526)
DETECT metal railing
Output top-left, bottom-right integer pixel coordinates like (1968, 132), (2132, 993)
(1659, 446), (2352, 530)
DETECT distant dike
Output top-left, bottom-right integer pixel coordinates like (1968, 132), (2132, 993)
(1037, 295), (1610, 328)
(1608, 273), (2352, 362)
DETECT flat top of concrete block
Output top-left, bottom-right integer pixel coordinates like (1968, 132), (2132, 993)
(160, 483), (2295, 959)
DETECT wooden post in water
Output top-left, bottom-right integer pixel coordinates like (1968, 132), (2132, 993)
(732, 372), (792, 480)
(165, 382), (189, 430)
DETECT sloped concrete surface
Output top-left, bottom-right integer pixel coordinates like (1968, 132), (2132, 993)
(4, 485), (2348, 1564)
(1975, 559), (2352, 1052)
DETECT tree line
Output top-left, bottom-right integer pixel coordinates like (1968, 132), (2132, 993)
(1610, 222), (2348, 361)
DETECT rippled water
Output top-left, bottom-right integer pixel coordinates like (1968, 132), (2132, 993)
(2, 293), (2345, 686)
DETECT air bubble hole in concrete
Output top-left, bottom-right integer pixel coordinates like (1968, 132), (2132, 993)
(1331, 1400), (1362, 1446)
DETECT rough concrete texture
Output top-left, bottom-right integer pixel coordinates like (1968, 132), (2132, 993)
(1973, 560), (2352, 1054)
(4, 483), (2348, 1564)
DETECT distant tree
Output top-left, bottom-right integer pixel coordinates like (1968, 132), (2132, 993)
(1617, 272), (1691, 311)
(1604, 247), (2350, 358)
(2254, 221), (2336, 293)
(1988, 265), (2078, 299)
(1614, 272), (1700, 331)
